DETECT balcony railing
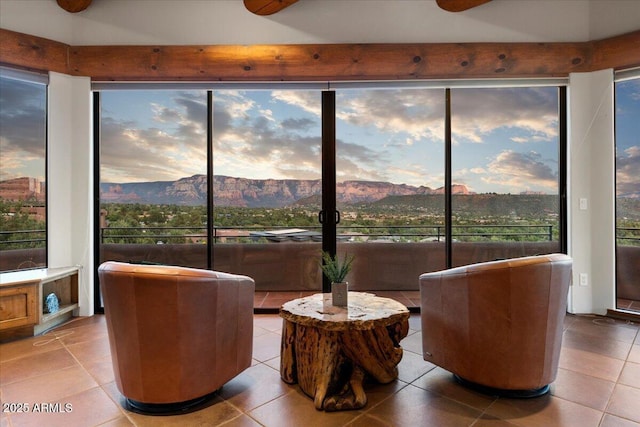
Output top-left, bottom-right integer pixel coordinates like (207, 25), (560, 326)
(3, 226), (639, 248)
(616, 227), (640, 244)
(96, 224), (557, 244)
(0, 229), (46, 247)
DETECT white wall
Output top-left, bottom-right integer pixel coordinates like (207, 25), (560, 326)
(568, 69), (616, 315)
(48, 72), (93, 316)
(2, 0), (639, 46)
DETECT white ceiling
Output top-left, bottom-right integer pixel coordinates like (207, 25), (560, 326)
(1, 0), (639, 46)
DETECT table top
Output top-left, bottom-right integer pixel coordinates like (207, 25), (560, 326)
(280, 292), (409, 331)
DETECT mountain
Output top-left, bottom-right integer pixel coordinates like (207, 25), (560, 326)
(365, 193), (560, 218)
(99, 174), (470, 207)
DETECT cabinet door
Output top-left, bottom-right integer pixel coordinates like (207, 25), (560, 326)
(0, 284), (37, 330)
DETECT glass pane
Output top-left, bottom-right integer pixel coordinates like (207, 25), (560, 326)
(335, 88), (446, 295)
(615, 78), (640, 312)
(451, 87), (561, 266)
(211, 90), (322, 293)
(0, 76), (47, 272)
(99, 90), (208, 269)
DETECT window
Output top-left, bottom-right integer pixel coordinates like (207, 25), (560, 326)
(211, 89), (322, 290)
(97, 89), (208, 268)
(0, 68), (48, 272)
(451, 87), (562, 266)
(94, 81), (567, 310)
(614, 72), (640, 312)
(335, 87), (447, 287)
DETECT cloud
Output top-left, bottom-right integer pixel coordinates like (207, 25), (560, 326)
(211, 90), (395, 181)
(272, 90), (321, 117)
(617, 145), (640, 197)
(452, 87), (558, 144)
(100, 92), (208, 182)
(281, 117), (315, 131)
(335, 89), (446, 144)
(481, 150), (558, 193)
(0, 78), (46, 180)
(272, 87), (558, 150)
(98, 87), (562, 187)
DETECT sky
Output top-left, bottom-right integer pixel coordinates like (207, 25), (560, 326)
(98, 85), (562, 194)
(0, 77), (46, 182)
(616, 78), (640, 198)
(1, 77), (639, 197)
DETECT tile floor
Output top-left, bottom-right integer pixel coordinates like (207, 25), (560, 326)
(1, 311), (639, 427)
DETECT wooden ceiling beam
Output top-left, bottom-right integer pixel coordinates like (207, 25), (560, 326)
(244, 0), (299, 16)
(65, 42), (593, 81)
(0, 29), (70, 74)
(436, 0), (492, 12)
(1, 28), (639, 81)
(591, 31), (640, 71)
(56, 0), (92, 13)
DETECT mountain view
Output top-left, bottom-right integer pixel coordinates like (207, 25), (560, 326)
(100, 174), (473, 208)
(96, 174), (640, 220)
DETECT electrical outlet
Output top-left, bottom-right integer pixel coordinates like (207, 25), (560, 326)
(579, 273), (588, 286)
(579, 198), (588, 210)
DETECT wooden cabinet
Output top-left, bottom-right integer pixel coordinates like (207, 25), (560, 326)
(0, 267), (79, 342)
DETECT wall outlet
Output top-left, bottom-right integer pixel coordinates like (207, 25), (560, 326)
(579, 198), (588, 210)
(579, 273), (588, 287)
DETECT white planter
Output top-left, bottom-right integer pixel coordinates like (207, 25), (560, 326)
(332, 282), (348, 307)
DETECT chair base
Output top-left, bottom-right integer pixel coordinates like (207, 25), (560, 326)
(453, 374), (550, 398)
(124, 388), (220, 415)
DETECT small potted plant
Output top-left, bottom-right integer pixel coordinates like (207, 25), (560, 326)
(321, 251), (355, 307)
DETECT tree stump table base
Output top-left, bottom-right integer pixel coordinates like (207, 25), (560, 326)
(280, 292), (410, 411)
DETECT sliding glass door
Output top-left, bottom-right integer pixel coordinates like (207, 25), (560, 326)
(94, 82), (567, 311)
(334, 87), (446, 294)
(615, 76), (640, 312)
(210, 89), (323, 292)
(97, 90), (208, 269)
(450, 87), (562, 266)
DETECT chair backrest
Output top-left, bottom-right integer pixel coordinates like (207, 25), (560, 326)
(98, 261), (255, 405)
(420, 253), (572, 391)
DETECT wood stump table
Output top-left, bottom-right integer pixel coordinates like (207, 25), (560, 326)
(279, 292), (410, 411)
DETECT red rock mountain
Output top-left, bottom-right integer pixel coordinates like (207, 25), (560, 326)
(98, 174), (472, 207)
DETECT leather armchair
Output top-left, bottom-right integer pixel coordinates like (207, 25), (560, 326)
(419, 253), (572, 397)
(98, 261), (255, 414)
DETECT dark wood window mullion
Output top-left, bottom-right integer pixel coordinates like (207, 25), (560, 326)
(92, 91), (104, 313)
(559, 86), (568, 255)
(321, 90), (337, 293)
(445, 88), (453, 268)
(207, 91), (214, 270)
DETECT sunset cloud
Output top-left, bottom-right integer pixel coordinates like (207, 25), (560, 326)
(100, 92), (208, 182)
(95, 87), (564, 192)
(617, 145), (640, 197)
(481, 150), (558, 193)
(451, 87), (558, 144)
(0, 78), (46, 181)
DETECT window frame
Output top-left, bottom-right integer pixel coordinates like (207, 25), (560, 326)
(0, 67), (49, 272)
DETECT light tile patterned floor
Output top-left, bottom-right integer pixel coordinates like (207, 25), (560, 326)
(1, 312), (639, 426)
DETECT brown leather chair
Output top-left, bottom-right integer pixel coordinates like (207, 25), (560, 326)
(98, 261), (255, 414)
(419, 253), (572, 397)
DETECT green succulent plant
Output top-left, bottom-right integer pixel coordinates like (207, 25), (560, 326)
(320, 251), (355, 283)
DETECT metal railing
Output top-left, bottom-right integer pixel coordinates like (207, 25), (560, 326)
(0, 229), (46, 247)
(3, 226), (639, 248)
(94, 224), (556, 244)
(616, 227), (640, 243)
